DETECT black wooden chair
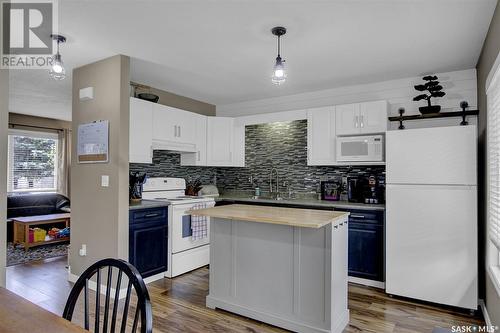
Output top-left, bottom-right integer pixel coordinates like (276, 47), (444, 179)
(63, 258), (153, 333)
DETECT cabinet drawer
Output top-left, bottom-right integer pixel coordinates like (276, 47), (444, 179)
(336, 208), (384, 225)
(130, 207), (167, 224)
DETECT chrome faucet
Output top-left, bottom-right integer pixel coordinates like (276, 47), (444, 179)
(269, 168), (280, 200)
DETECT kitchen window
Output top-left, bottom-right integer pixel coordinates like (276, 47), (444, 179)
(7, 129), (59, 193)
(487, 52), (500, 296)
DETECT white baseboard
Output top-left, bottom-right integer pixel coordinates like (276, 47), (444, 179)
(479, 299), (493, 327)
(68, 268), (129, 300)
(143, 272), (166, 284)
(348, 276), (385, 289)
(68, 266), (166, 299)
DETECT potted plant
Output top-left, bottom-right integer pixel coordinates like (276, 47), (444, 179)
(413, 75), (446, 114)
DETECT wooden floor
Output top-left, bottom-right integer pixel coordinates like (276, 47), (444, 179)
(6, 256), (484, 333)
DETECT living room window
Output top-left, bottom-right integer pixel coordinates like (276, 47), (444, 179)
(7, 129), (59, 193)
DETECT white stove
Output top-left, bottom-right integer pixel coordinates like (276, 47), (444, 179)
(142, 177), (215, 278)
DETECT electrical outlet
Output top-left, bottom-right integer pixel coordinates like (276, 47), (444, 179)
(79, 244), (87, 256)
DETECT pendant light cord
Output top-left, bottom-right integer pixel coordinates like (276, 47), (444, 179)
(277, 35), (281, 57)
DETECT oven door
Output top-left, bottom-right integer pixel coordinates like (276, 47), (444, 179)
(171, 201), (214, 254)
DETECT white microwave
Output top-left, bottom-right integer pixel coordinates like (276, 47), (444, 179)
(336, 135), (384, 162)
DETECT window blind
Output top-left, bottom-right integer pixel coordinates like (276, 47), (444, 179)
(7, 130), (59, 192)
(488, 64), (500, 251)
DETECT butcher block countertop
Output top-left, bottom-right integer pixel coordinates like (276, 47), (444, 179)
(188, 204), (349, 228)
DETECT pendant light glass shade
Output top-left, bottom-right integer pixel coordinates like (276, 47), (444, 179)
(49, 53), (66, 80)
(271, 55), (286, 85)
(271, 27), (287, 85)
(49, 34), (66, 80)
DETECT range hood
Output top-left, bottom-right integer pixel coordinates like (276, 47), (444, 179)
(152, 139), (197, 153)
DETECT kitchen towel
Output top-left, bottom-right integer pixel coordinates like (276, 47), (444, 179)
(191, 202), (208, 240)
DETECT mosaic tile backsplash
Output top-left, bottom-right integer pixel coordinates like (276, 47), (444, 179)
(130, 120), (385, 194)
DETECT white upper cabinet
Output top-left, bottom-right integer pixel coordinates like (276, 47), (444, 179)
(307, 106), (336, 165)
(175, 110), (197, 144)
(180, 114), (208, 166)
(336, 100), (388, 135)
(335, 103), (360, 136)
(129, 97), (153, 164)
(152, 103), (176, 142)
(206, 117), (235, 166)
(232, 122), (246, 167)
(152, 103), (197, 151)
(359, 100), (388, 134)
(130, 98), (244, 166)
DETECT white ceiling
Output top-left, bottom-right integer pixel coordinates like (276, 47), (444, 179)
(9, 0), (498, 121)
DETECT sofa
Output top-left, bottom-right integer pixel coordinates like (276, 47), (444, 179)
(7, 193), (70, 242)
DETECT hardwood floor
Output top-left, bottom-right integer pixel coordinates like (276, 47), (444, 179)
(6, 256), (484, 333)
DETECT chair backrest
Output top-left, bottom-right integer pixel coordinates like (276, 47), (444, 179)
(63, 258), (153, 333)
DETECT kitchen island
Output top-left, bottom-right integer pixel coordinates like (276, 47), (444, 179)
(190, 204), (350, 333)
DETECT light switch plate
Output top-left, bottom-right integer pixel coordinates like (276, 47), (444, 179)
(101, 175), (109, 187)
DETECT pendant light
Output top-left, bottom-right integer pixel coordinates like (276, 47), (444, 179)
(49, 34), (66, 80)
(271, 26), (287, 85)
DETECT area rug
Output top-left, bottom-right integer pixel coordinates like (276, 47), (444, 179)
(7, 242), (69, 266)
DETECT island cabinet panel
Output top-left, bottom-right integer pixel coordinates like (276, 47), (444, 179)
(207, 216), (349, 333)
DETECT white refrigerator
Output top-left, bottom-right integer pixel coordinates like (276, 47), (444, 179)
(385, 125), (477, 310)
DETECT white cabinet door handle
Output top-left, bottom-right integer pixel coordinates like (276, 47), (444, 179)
(178, 125), (181, 137)
(174, 125), (178, 137)
(355, 116), (359, 128)
(360, 115), (364, 128)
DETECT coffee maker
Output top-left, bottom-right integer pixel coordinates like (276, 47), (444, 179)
(347, 175), (385, 204)
(347, 176), (367, 203)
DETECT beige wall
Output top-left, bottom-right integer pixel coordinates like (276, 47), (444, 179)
(477, 0), (500, 326)
(0, 70), (8, 287)
(9, 112), (71, 130)
(133, 84), (216, 116)
(70, 55), (130, 276)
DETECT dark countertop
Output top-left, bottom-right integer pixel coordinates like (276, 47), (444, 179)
(129, 200), (170, 211)
(215, 195), (385, 211)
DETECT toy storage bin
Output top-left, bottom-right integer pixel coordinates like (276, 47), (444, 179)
(28, 228), (34, 243)
(33, 228), (46, 242)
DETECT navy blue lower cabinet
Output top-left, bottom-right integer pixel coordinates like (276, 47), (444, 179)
(342, 209), (384, 282)
(129, 207), (168, 278)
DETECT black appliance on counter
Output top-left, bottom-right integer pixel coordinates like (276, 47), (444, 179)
(347, 175), (385, 204)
